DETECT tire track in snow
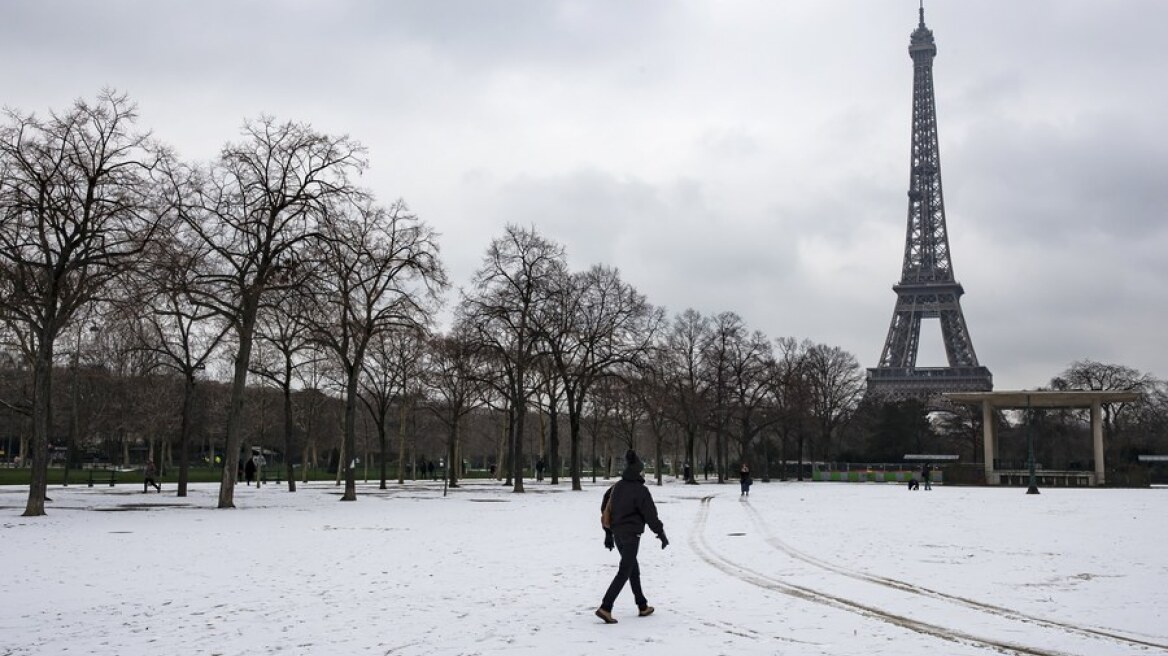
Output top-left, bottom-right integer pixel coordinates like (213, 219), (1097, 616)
(690, 495), (1090, 656)
(739, 500), (1168, 653)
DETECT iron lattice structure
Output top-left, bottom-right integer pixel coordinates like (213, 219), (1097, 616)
(867, 6), (992, 401)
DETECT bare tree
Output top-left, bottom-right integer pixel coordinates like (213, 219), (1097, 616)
(727, 329), (776, 470)
(772, 337), (814, 480)
(293, 368), (333, 483)
(628, 351), (674, 486)
(130, 237), (229, 496)
(0, 91), (167, 515)
(803, 343), (865, 461)
(251, 286), (323, 492)
(178, 116), (366, 508)
(1052, 359), (1154, 434)
(425, 323), (487, 489)
(703, 312), (747, 482)
(460, 225), (566, 493)
(360, 325), (426, 488)
(533, 357), (565, 484)
(661, 309), (711, 483)
(536, 264), (662, 490)
(303, 199), (445, 501)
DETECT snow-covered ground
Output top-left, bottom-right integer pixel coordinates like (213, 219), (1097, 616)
(2, 478), (1165, 656)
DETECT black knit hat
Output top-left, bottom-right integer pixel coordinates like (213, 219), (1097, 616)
(625, 449), (639, 465)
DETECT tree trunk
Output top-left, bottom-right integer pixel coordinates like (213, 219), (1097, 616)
(796, 434), (805, 482)
(512, 395), (525, 493)
(567, 392), (583, 491)
(23, 345), (54, 517)
(496, 418), (506, 481)
(685, 427), (697, 484)
(548, 403), (560, 486)
(177, 373), (195, 497)
(396, 402), (407, 484)
(447, 420), (460, 488)
(283, 379), (296, 493)
(378, 413), (388, 490)
(302, 443), (311, 484)
(218, 300), (259, 508)
(64, 355), (78, 487)
(342, 369), (359, 501)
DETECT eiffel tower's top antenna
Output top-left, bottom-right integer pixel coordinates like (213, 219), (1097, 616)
(910, 0), (936, 56)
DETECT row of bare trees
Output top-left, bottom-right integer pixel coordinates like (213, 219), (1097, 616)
(7, 93), (1165, 518)
(0, 93), (871, 518)
(1, 91), (445, 515)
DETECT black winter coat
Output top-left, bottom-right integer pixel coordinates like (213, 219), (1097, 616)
(601, 465), (665, 539)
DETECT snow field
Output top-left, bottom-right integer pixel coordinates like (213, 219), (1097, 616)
(1, 479), (1165, 656)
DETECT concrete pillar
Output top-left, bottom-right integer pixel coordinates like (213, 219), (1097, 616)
(1092, 400), (1105, 486)
(981, 401), (996, 484)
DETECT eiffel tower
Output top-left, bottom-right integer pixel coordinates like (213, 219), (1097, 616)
(866, 4), (992, 401)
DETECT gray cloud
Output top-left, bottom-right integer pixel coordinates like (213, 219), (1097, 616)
(4, 0), (1165, 389)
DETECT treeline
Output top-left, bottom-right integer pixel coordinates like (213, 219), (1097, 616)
(3, 92), (1166, 516)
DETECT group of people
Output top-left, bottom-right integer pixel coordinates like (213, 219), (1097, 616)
(681, 460), (753, 489)
(241, 450), (266, 486)
(908, 463), (933, 490)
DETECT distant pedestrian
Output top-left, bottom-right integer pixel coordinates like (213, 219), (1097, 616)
(921, 463), (933, 490)
(244, 457), (257, 486)
(596, 449), (668, 624)
(739, 463), (752, 496)
(252, 450), (266, 486)
(907, 471), (919, 490)
(536, 457), (546, 481)
(428, 460), (436, 481)
(143, 459), (161, 493)
(704, 459), (714, 480)
(682, 462), (692, 484)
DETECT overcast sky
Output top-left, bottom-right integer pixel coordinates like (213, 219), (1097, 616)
(3, 0), (1166, 390)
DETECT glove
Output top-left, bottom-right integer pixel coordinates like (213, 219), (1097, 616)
(658, 534), (669, 550)
(604, 533), (614, 551)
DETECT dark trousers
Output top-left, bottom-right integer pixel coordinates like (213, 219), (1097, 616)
(602, 534), (647, 611)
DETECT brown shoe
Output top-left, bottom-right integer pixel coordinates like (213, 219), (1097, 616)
(638, 605), (655, 617)
(595, 607), (618, 624)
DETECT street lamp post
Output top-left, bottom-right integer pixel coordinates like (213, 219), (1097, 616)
(1026, 394), (1040, 495)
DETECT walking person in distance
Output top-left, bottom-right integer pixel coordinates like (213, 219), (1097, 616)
(739, 462), (752, 496)
(143, 459), (161, 493)
(596, 449), (668, 624)
(244, 455), (257, 486)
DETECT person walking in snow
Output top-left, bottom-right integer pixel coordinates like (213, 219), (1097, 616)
(143, 459), (161, 493)
(596, 449), (668, 624)
(739, 462), (752, 496)
(921, 463), (933, 490)
(252, 450), (266, 486)
(244, 456), (257, 486)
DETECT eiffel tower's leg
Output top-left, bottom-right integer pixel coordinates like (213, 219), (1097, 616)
(879, 299), (923, 369)
(938, 303), (978, 367)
